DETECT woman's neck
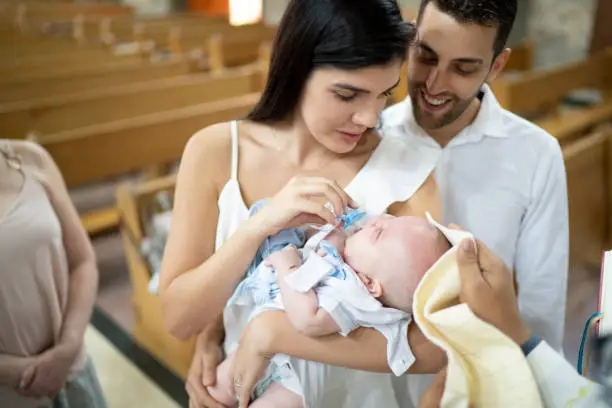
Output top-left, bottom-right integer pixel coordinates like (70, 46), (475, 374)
(273, 119), (341, 172)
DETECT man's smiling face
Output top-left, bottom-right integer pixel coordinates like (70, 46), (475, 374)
(407, 2), (506, 130)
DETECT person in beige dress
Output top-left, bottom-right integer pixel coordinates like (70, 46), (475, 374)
(0, 139), (106, 408)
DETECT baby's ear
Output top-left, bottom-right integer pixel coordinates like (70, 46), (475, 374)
(359, 273), (384, 298)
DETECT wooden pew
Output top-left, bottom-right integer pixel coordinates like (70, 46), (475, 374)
(1, 65), (263, 138)
(101, 14), (229, 47)
(38, 93), (259, 187)
(163, 22), (276, 60)
(0, 28), (105, 56)
(4, 2), (133, 32)
(503, 39), (534, 73)
(492, 49), (612, 144)
(562, 127), (611, 267)
(35, 92), (260, 235)
(0, 49), (146, 80)
(115, 174), (194, 378)
(0, 24), (274, 104)
(0, 58), (198, 104)
(202, 28), (277, 72)
(492, 50), (611, 116)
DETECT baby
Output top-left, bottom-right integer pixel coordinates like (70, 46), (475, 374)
(209, 205), (450, 408)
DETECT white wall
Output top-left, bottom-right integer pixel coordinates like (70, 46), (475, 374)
(527, 0), (597, 68)
(262, 0), (289, 25)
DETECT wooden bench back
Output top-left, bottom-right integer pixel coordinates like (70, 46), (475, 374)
(4, 2), (133, 32)
(115, 174), (194, 378)
(35, 92), (260, 187)
(205, 28), (276, 71)
(0, 59), (194, 104)
(491, 49), (612, 116)
(0, 49), (145, 80)
(105, 15), (228, 45)
(562, 127), (611, 267)
(1, 65), (264, 138)
(0, 2), (134, 33)
(503, 40), (534, 72)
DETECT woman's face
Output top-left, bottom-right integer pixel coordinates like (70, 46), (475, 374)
(297, 59), (403, 153)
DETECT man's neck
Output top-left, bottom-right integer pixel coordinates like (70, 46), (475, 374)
(425, 96), (482, 148)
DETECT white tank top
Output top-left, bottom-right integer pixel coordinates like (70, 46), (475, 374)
(215, 120), (439, 408)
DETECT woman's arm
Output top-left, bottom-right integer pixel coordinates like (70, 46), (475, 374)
(232, 311), (445, 405)
(159, 124), (351, 340)
(0, 355), (32, 387)
(26, 142), (98, 353)
(159, 125), (270, 339)
(244, 310), (445, 373)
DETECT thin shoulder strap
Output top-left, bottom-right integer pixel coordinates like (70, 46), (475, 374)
(0, 140), (23, 172)
(230, 120), (239, 181)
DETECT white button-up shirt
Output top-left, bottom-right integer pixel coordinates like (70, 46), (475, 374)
(381, 84), (570, 406)
(527, 341), (609, 407)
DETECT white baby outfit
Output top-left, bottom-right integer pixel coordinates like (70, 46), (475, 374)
(227, 222), (416, 399)
(216, 120), (440, 408)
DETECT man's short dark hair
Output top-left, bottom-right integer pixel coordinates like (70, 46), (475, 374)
(418, 0), (518, 58)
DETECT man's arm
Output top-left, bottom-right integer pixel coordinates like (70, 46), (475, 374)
(514, 138), (569, 351)
(245, 310), (446, 374)
(526, 341), (605, 407)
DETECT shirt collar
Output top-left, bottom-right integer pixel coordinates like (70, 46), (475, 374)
(383, 83), (509, 146)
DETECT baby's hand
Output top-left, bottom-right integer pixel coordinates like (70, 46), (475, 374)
(264, 245), (302, 273)
(322, 229), (346, 255)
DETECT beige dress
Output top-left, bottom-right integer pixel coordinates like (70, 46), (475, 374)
(0, 142), (104, 408)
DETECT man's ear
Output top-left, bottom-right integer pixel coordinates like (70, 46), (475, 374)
(486, 48), (511, 84)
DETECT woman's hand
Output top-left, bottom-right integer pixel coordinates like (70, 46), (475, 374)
(17, 342), (79, 398)
(186, 331), (227, 408)
(231, 319), (275, 408)
(252, 177), (356, 236)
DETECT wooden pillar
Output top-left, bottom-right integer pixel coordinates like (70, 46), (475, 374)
(590, 0), (612, 55)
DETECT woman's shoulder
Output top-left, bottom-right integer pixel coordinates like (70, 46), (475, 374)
(180, 122), (236, 183)
(185, 122), (234, 162)
(9, 139), (55, 173)
(5, 139), (68, 193)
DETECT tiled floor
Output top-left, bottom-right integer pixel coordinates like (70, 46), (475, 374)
(85, 326), (180, 408)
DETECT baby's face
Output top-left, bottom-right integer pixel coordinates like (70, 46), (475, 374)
(344, 214), (450, 310)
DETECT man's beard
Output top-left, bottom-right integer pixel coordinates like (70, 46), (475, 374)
(408, 82), (477, 130)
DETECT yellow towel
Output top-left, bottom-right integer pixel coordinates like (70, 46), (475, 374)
(412, 214), (544, 408)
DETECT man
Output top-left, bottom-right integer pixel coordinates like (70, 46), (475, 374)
(381, 0), (569, 406)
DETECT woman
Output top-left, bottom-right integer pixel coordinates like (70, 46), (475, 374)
(0, 140), (106, 408)
(159, 1), (444, 407)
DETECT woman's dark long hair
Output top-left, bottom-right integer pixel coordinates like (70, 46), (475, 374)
(247, 0), (414, 123)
